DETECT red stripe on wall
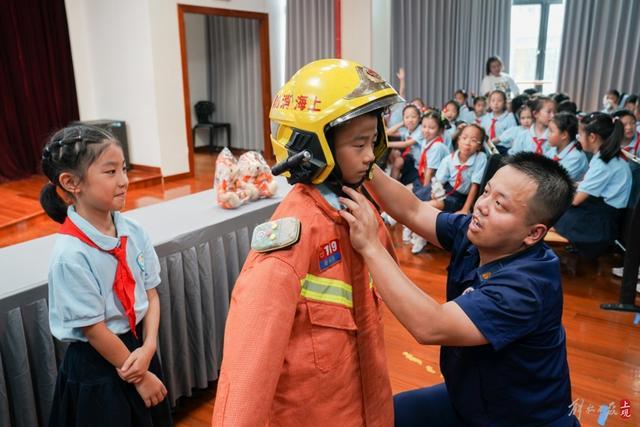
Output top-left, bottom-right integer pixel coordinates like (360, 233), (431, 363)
(334, 0), (341, 58)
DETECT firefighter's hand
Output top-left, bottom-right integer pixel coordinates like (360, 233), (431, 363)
(339, 187), (384, 258)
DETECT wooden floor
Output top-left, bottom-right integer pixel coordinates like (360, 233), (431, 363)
(1, 153), (638, 426)
(0, 156), (214, 248)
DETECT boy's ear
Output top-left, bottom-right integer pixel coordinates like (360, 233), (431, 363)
(59, 172), (81, 195)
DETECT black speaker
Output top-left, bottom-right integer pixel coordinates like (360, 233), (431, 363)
(70, 120), (130, 166)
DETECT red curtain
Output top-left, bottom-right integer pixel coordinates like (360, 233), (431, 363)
(0, 0), (79, 182)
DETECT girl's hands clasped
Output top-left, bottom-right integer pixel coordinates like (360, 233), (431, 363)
(118, 345), (154, 384)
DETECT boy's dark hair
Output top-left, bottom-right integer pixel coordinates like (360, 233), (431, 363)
(510, 94), (530, 123)
(523, 88), (539, 96)
(552, 92), (570, 105)
(580, 112), (624, 163)
(40, 125), (121, 223)
(551, 112), (579, 145)
(504, 152), (575, 227)
(557, 100), (578, 115)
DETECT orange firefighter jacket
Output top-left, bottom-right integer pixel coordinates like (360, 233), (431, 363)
(212, 183), (396, 426)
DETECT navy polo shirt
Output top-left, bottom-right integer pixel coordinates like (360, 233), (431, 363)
(436, 212), (576, 427)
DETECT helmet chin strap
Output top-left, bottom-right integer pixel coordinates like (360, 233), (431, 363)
(322, 161), (373, 197)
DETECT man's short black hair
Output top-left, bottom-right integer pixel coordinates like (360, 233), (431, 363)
(504, 152), (575, 227)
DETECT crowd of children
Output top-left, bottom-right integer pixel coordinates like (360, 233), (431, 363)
(384, 67), (640, 260)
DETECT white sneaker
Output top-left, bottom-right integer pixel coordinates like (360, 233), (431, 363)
(612, 267), (640, 280)
(381, 212), (397, 226)
(411, 236), (427, 254)
(402, 227), (412, 243)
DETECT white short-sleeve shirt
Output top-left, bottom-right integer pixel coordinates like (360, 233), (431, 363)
(48, 206), (161, 342)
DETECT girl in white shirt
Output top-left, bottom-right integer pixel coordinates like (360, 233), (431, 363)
(480, 56), (520, 98)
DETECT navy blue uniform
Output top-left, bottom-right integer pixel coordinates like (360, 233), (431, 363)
(395, 213), (578, 427)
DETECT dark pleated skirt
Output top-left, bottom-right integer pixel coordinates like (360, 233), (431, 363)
(400, 154), (419, 185)
(554, 195), (622, 259)
(49, 327), (172, 427)
(413, 182), (467, 212)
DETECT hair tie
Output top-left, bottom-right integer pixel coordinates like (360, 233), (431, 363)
(612, 116), (620, 123)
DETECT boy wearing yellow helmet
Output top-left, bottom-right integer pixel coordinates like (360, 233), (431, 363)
(212, 59), (402, 426)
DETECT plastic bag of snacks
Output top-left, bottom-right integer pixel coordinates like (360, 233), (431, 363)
(237, 151), (278, 199)
(215, 148), (249, 209)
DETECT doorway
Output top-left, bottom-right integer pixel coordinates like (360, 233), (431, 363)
(178, 5), (273, 175)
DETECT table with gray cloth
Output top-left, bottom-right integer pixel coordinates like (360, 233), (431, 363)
(0, 177), (290, 427)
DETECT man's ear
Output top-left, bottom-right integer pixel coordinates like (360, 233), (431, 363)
(59, 172), (81, 196)
(524, 223), (548, 246)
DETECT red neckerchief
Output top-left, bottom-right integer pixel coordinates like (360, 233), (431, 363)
(447, 152), (470, 195)
(489, 117), (498, 140)
(59, 217), (138, 338)
(417, 136), (444, 184)
(552, 142), (577, 162)
(532, 136), (546, 154)
(623, 132), (640, 155)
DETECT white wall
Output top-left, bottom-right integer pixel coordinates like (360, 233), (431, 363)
(65, 0), (280, 176)
(340, 0), (391, 80)
(66, 0), (162, 167)
(266, 0), (287, 95)
(341, 0), (372, 67)
(371, 0), (391, 81)
(184, 13), (208, 148)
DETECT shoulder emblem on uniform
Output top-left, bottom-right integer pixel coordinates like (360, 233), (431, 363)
(251, 217), (301, 252)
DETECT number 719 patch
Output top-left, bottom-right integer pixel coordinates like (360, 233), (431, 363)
(319, 239), (342, 271)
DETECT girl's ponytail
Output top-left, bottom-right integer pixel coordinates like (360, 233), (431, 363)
(600, 118), (624, 162)
(581, 112), (623, 163)
(39, 182), (69, 223)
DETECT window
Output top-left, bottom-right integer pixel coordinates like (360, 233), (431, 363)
(510, 0), (565, 93)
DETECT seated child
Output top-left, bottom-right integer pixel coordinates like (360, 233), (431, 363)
(613, 109), (640, 157)
(386, 104), (423, 180)
(410, 124), (488, 254)
(399, 110), (450, 243)
(509, 96), (556, 155)
(443, 100), (460, 149)
(494, 104), (532, 154)
(481, 90), (517, 155)
(545, 112), (589, 182)
(554, 112), (632, 258)
(469, 96), (487, 125)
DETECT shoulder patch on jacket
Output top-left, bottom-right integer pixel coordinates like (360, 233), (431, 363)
(251, 217), (301, 252)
